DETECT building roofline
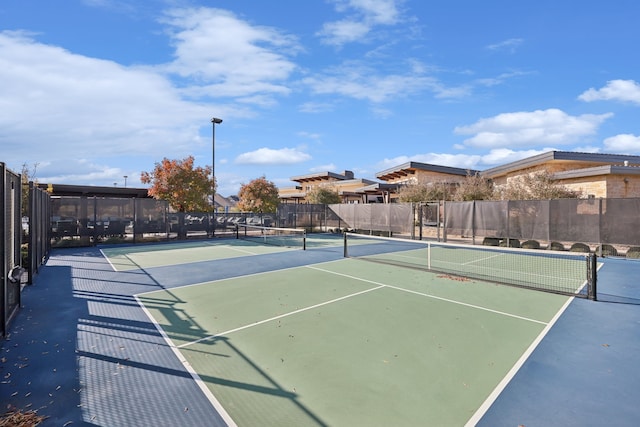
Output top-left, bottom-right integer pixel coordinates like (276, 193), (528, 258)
(553, 165), (640, 179)
(376, 161), (477, 181)
(354, 182), (400, 194)
(38, 183), (151, 198)
(279, 193), (307, 199)
(481, 150), (640, 178)
(289, 170), (356, 182)
(330, 178), (377, 186)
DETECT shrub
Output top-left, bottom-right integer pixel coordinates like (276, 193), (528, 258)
(569, 242), (591, 253)
(521, 240), (541, 249)
(596, 244), (618, 257)
(482, 237), (500, 246)
(626, 247), (640, 259)
(548, 241), (565, 251)
(499, 238), (520, 248)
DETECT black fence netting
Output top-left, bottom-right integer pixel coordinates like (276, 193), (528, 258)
(27, 181), (51, 284)
(280, 199), (640, 256)
(49, 195), (277, 246)
(277, 203), (414, 235)
(1, 163), (22, 336)
(440, 199), (640, 255)
(31, 194), (640, 257)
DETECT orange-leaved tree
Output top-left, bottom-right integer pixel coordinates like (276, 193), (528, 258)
(140, 156), (214, 212)
(237, 176), (279, 213)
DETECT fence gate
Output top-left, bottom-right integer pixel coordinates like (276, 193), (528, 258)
(28, 181), (51, 284)
(1, 163), (22, 337)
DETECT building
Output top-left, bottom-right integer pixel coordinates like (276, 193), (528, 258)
(375, 162), (479, 202)
(481, 151), (640, 198)
(278, 151), (640, 205)
(279, 170), (378, 203)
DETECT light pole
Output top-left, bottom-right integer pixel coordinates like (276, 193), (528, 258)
(211, 117), (223, 236)
(123, 175), (128, 188)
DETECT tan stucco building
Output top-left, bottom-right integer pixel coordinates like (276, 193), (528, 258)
(279, 170), (378, 203)
(278, 151), (640, 204)
(375, 162), (478, 201)
(481, 151), (640, 198)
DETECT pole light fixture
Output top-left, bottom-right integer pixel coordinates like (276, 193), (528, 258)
(211, 117), (223, 236)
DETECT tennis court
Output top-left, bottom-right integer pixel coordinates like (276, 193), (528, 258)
(5, 230), (640, 426)
(100, 233), (588, 426)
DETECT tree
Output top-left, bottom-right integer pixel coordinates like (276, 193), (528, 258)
(397, 178), (450, 202)
(306, 185), (341, 204)
(237, 176), (280, 213)
(21, 162), (39, 216)
(452, 172), (494, 201)
(140, 156), (213, 212)
(496, 171), (580, 200)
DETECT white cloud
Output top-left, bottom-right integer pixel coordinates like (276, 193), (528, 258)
(378, 148), (560, 172)
(478, 148), (550, 166)
(0, 30), (210, 162)
(161, 8), (300, 99)
(309, 163), (337, 172)
(235, 147), (311, 165)
(302, 61), (527, 104)
(475, 70), (533, 88)
(297, 131), (322, 140)
(298, 102), (335, 113)
(343, 0), (401, 25)
(603, 134), (640, 153)
(0, 10), (304, 187)
(40, 158), (134, 187)
(378, 153), (481, 171)
(302, 62), (440, 103)
(578, 80), (640, 104)
(318, 0), (401, 46)
(454, 109), (612, 148)
(317, 20), (371, 46)
(485, 38), (524, 53)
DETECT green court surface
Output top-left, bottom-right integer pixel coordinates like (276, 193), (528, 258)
(101, 240), (296, 271)
(137, 258), (571, 427)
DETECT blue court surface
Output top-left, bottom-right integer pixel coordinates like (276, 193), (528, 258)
(1, 237), (639, 426)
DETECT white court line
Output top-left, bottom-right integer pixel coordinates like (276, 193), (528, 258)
(178, 282), (386, 348)
(99, 248), (119, 271)
(102, 243), (267, 271)
(461, 252), (504, 266)
(135, 257), (559, 426)
(308, 265), (548, 325)
(134, 294), (238, 427)
(464, 295), (574, 427)
(135, 259), (341, 296)
(226, 246), (262, 256)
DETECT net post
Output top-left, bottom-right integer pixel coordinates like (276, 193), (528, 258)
(235, 223), (239, 239)
(588, 253), (597, 301)
(303, 230), (306, 250)
(343, 231), (348, 257)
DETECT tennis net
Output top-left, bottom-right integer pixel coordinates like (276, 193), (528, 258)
(343, 232), (597, 299)
(236, 224), (306, 249)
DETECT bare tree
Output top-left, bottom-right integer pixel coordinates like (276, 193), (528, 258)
(452, 172), (494, 201)
(397, 178), (451, 202)
(496, 171), (580, 200)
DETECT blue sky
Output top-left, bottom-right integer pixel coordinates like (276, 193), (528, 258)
(1, 0), (640, 196)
